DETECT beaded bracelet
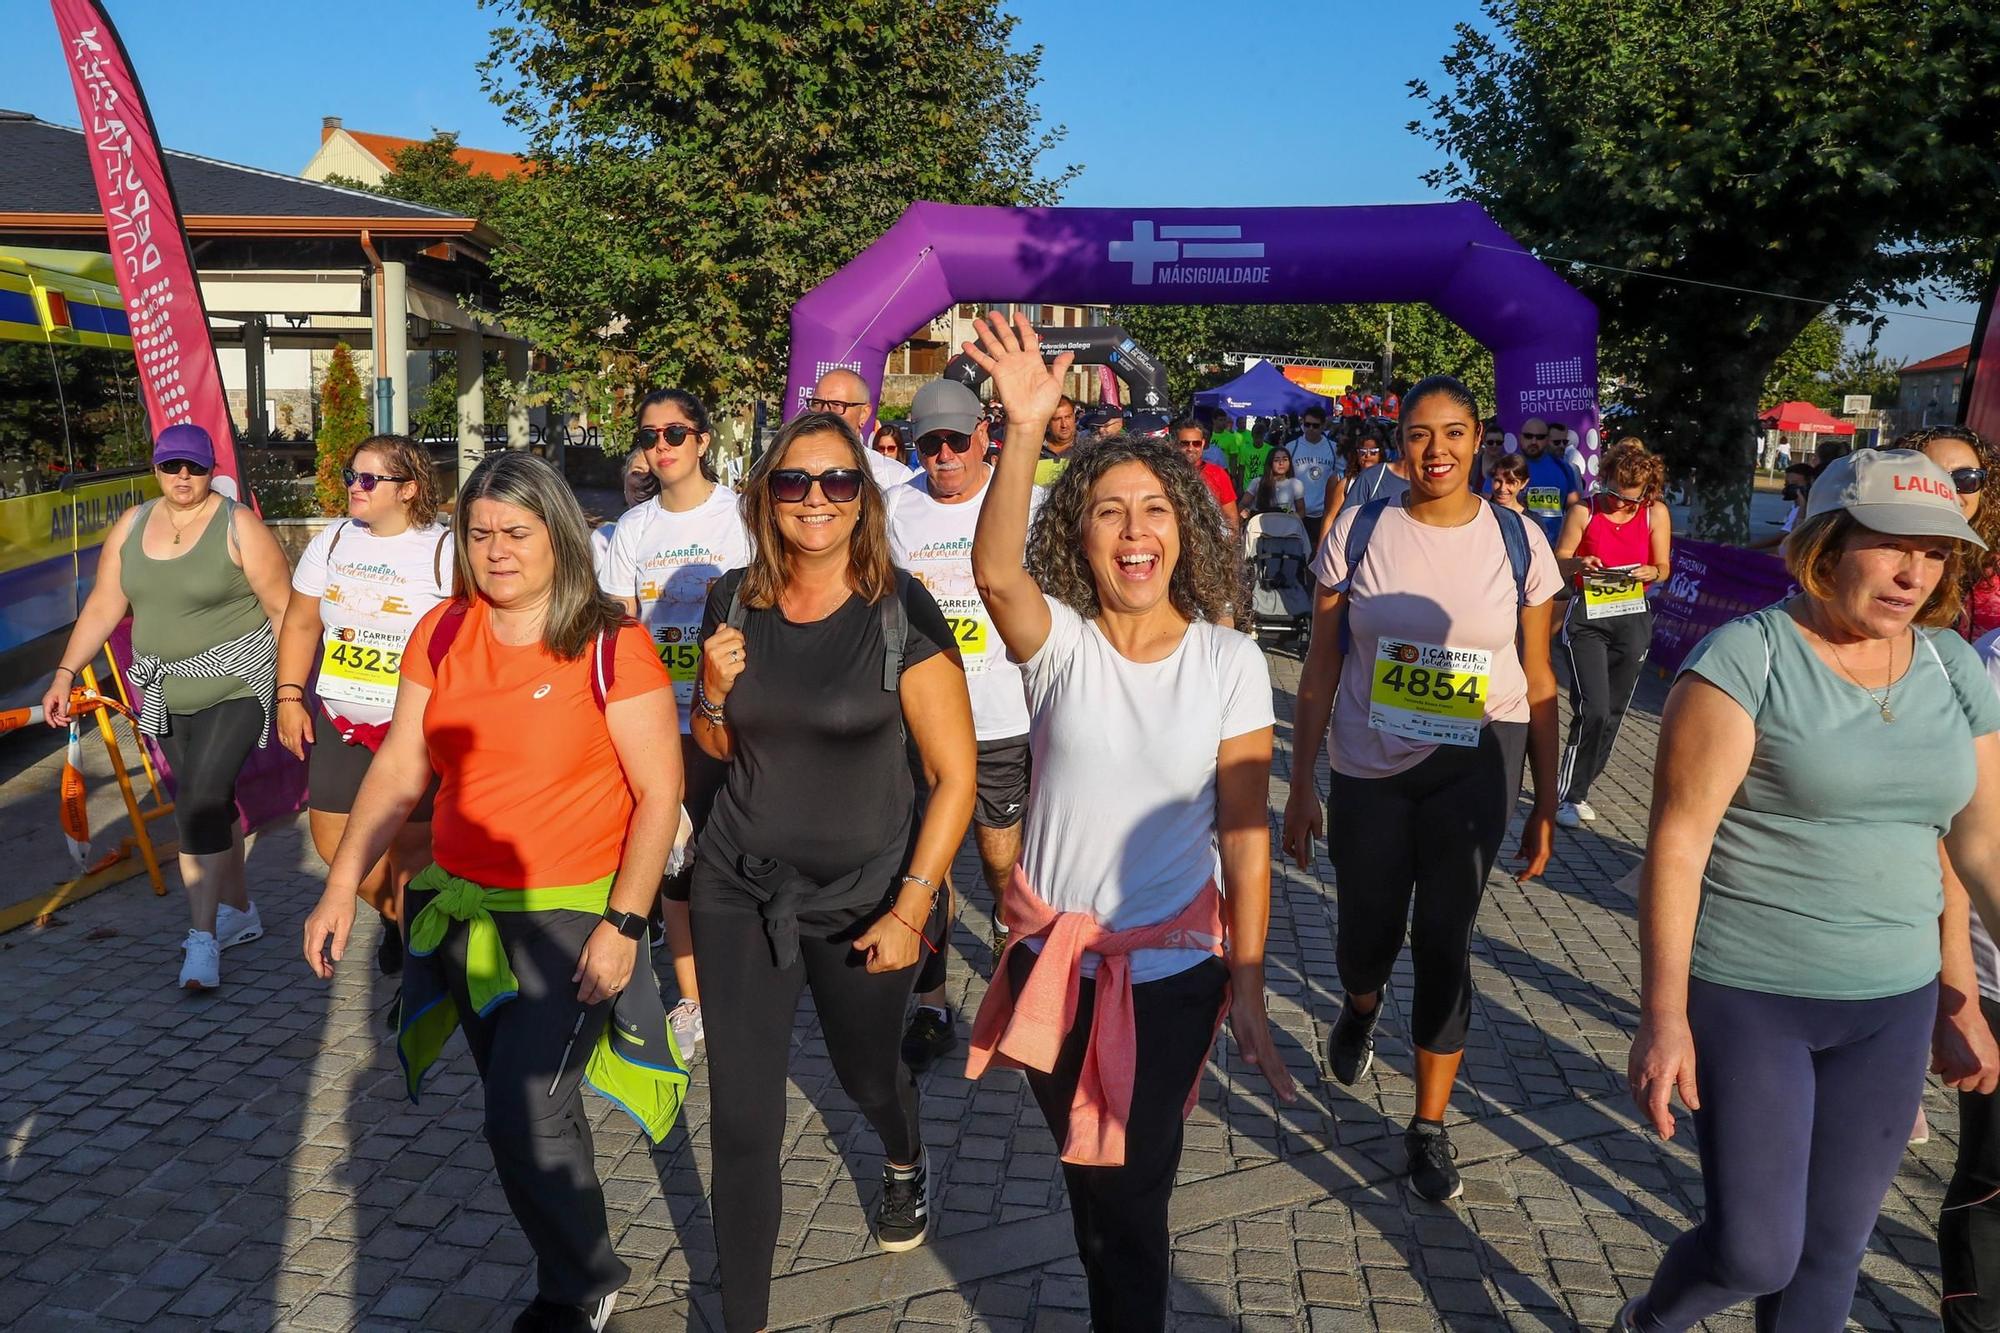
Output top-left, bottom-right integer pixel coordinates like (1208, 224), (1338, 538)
(692, 680), (727, 725)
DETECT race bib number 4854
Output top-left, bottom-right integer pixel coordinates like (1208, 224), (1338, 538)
(1368, 640), (1491, 748)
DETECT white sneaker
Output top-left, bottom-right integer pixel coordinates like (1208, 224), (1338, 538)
(214, 901), (264, 950)
(588, 1292), (616, 1332)
(1556, 802), (1584, 829)
(1574, 800), (1599, 822)
(668, 999), (704, 1060)
(179, 930), (220, 990)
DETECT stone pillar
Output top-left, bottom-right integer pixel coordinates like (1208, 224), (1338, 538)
(504, 339), (531, 451)
(456, 323), (486, 484)
(381, 261), (410, 435)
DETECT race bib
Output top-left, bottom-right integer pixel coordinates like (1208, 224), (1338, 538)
(1524, 486), (1562, 515)
(1582, 573), (1647, 620)
(319, 627), (405, 712)
(946, 615), (988, 658)
(657, 637), (702, 682)
(1369, 640), (1491, 748)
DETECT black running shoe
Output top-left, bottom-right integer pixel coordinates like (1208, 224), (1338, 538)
(510, 1292), (614, 1332)
(1325, 999), (1379, 1085)
(377, 924), (404, 977)
(901, 1006), (957, 1073)
(990, 917), (1010, 960)
(875, 1151), (929, 1252)
(1405, 1123), (1463, 1203)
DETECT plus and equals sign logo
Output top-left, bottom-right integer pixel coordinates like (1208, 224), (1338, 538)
(1109, 222), (1265, 284)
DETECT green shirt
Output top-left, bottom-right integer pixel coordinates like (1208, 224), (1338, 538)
(119, 499), (268, 715)
(1680, 602), (2000, 1000)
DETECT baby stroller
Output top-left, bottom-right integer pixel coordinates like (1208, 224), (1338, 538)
(1243, 510), (1315, 648)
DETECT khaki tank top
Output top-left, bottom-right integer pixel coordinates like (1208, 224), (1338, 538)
(120, 498), (269, 715)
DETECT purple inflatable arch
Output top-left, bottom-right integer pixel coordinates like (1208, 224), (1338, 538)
(785, 201), (1602, 473)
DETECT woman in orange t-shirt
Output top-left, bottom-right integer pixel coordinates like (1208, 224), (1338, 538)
(303, 452), (682, 1332)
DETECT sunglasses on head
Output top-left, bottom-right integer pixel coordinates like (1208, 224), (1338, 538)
(156, 459), (210, 477)
(1954, 467), (1988, 495)
(638, 424), (697, 449)
(917, 431), (976, 459)
(343, 467), (410, 492)
(768, 467), (864, 504)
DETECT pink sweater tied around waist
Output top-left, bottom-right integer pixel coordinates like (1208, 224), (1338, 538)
(966, 866), (1229, 1167)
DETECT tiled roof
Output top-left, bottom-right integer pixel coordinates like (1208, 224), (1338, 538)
(1900, 345), (1970, 376)
(343, 129), (529, 181)
(0, 110), (467, 221)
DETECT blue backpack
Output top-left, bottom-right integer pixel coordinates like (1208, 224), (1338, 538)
(1335, 496), (1533, 654)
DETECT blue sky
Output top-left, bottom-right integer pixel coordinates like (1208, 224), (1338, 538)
(7, 0), (1979, 362)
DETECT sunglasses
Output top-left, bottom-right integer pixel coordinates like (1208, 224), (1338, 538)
(1954, 467), (1988, 495)
(806, 397), (865, 414)
(343, 468), (410, 491)
(1596, 486), (1645, 506)
(1521, 431), (1549, 441)
(917, 432), (976, 459)
(769, 467), (864, 504)
(638, 424), (697, 449)
(156, 459), (211, 477)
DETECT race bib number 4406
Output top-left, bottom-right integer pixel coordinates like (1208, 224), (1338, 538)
(1368, 640), (1491, 747)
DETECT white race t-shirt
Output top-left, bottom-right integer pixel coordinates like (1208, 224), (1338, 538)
(1972, 630), (2000, 1003)
(1252, 476), (1306, 515)
(590, 521), (617, 579)
(868, 449), (918, 489)
(1289, 437), (1340, 515)
(1018, 596), (1275, 982)
(292, 520), (454, 727)
(886, 474), (1036, 741)
(598, 485), (753, 731)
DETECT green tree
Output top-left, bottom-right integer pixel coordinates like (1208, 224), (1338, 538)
(1413, 0), (2000, 538)
(1761, 312), (1845, 411)
(316, 344), (370, 516)
(476, 0), (1075, 430)
(327, 133), (516, 224)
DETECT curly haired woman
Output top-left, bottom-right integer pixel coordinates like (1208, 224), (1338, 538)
(963, 313), (1297, 1333)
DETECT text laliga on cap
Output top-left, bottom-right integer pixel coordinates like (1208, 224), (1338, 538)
(1803, 447), (1986, 550)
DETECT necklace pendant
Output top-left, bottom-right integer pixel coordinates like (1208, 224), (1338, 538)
(1880, 702), (1895, 723)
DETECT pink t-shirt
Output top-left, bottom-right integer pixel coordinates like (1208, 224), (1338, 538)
(1309, 498), (1563, 778)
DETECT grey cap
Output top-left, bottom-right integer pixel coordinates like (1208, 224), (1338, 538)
(1804, 448), (1986, 549)
(910, 379), (983, 442)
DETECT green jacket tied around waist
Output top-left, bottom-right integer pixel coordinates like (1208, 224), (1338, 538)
(396, 862), (689, 1143)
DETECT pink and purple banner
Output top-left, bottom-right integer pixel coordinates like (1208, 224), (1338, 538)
(1647, 540), (1796, 677)
(52, 0), (248, 505)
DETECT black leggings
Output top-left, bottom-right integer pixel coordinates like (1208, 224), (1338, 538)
(157, 697), (264, 854)
(1329, 722), (1526, 1053)
(692, 903), (923, 1332)
(1013, 947), (1228, 1333)
(1944, 995), (2000, 1331)
(1559, 606), (1651, 804)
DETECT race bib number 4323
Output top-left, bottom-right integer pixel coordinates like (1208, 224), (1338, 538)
(1368, 640), (1491, 748)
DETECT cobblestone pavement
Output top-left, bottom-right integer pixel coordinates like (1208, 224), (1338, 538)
(0, 647), (1959, 1331)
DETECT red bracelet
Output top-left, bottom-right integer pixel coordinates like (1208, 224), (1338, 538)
(889, 907), (941, 954)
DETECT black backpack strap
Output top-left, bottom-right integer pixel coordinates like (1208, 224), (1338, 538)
(327, 519), (349, 561)
(720, 567), (750, 631)
(881, 570), (910, 692)
(433, 529), (451, 593)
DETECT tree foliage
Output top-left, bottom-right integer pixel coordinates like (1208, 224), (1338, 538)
(326, 133), (516, 224)
(1761, 313), (1846, 410)
(1412, 0), (2000, 537)
(316, 344), (369, 516)
(470, 0), (1074, 427)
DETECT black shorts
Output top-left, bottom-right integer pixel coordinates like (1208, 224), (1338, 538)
(974, 735), (1030, 830)
(663, 732), (729, 903)
(308, 728), (437, 821)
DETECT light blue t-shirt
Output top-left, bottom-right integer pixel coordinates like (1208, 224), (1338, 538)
(1680, 602), (2000, 1000)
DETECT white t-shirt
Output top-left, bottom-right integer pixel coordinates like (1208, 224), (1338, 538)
(1018, 596), (1275, 982)
(1289, 437), (1340, 514)
(591, 521), (617, 579)
(1972, 630), (2000, 1003)
(868, 449), (918, 489)
(598, 485), (753, 731)
(886, 474), (1036, 741)
(292, 520), (454, 727)
(1251, 476), (1306, 515)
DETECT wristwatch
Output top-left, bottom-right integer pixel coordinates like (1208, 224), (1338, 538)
(602, 908), (648, 941)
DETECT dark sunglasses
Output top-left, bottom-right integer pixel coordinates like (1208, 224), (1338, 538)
(806, 396), (865, 414)
(343, 468), (410, 491)
(768, 467), (864, 504)
(917, 431), (976, 459)
(156, 459), (211, 477)
(1596, 486), (1645, 506)
(1954, 467), (1988, 495)
(637, 424), (697, 449)
(1520, 431), (1549, 440)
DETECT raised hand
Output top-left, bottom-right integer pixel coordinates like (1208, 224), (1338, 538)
(961, 312), (1075, 429)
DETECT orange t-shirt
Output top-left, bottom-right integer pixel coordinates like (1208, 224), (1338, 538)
(401, 598), (671, 888)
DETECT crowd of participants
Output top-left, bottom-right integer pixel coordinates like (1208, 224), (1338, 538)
(36, 315), (2000, 1331)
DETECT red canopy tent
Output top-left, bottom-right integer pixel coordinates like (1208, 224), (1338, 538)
(1760, 400), (1856, 436)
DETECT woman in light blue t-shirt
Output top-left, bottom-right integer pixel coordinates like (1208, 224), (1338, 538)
(1622, 449), (2000, 1331)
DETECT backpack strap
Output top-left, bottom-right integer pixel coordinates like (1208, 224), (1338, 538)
(327, 519), (349, 561)
(720, 567), (750, 631)
(1335, 496), (1396, 655)
(1488, 500), (1533, 608)
(433, 529), (451, 593)
(881, 570), (911, 692)
(426, 599), (471, 674)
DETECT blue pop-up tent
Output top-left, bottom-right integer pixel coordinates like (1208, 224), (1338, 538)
(1192, 360), (1332, 417)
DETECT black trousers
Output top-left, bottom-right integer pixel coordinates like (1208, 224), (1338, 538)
(1010, 946), (1228, 1333)
(157, 697), (263, 854)
(1329, 722), (1526, 1054)
(1944, 995), (2000, 1331)
(1558, 606), (1651, 805)
(692, 905), (924, 1332)
(418, 891), (626, 1304)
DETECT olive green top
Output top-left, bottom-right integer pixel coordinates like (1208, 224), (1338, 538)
(119, 498), (269, 714)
